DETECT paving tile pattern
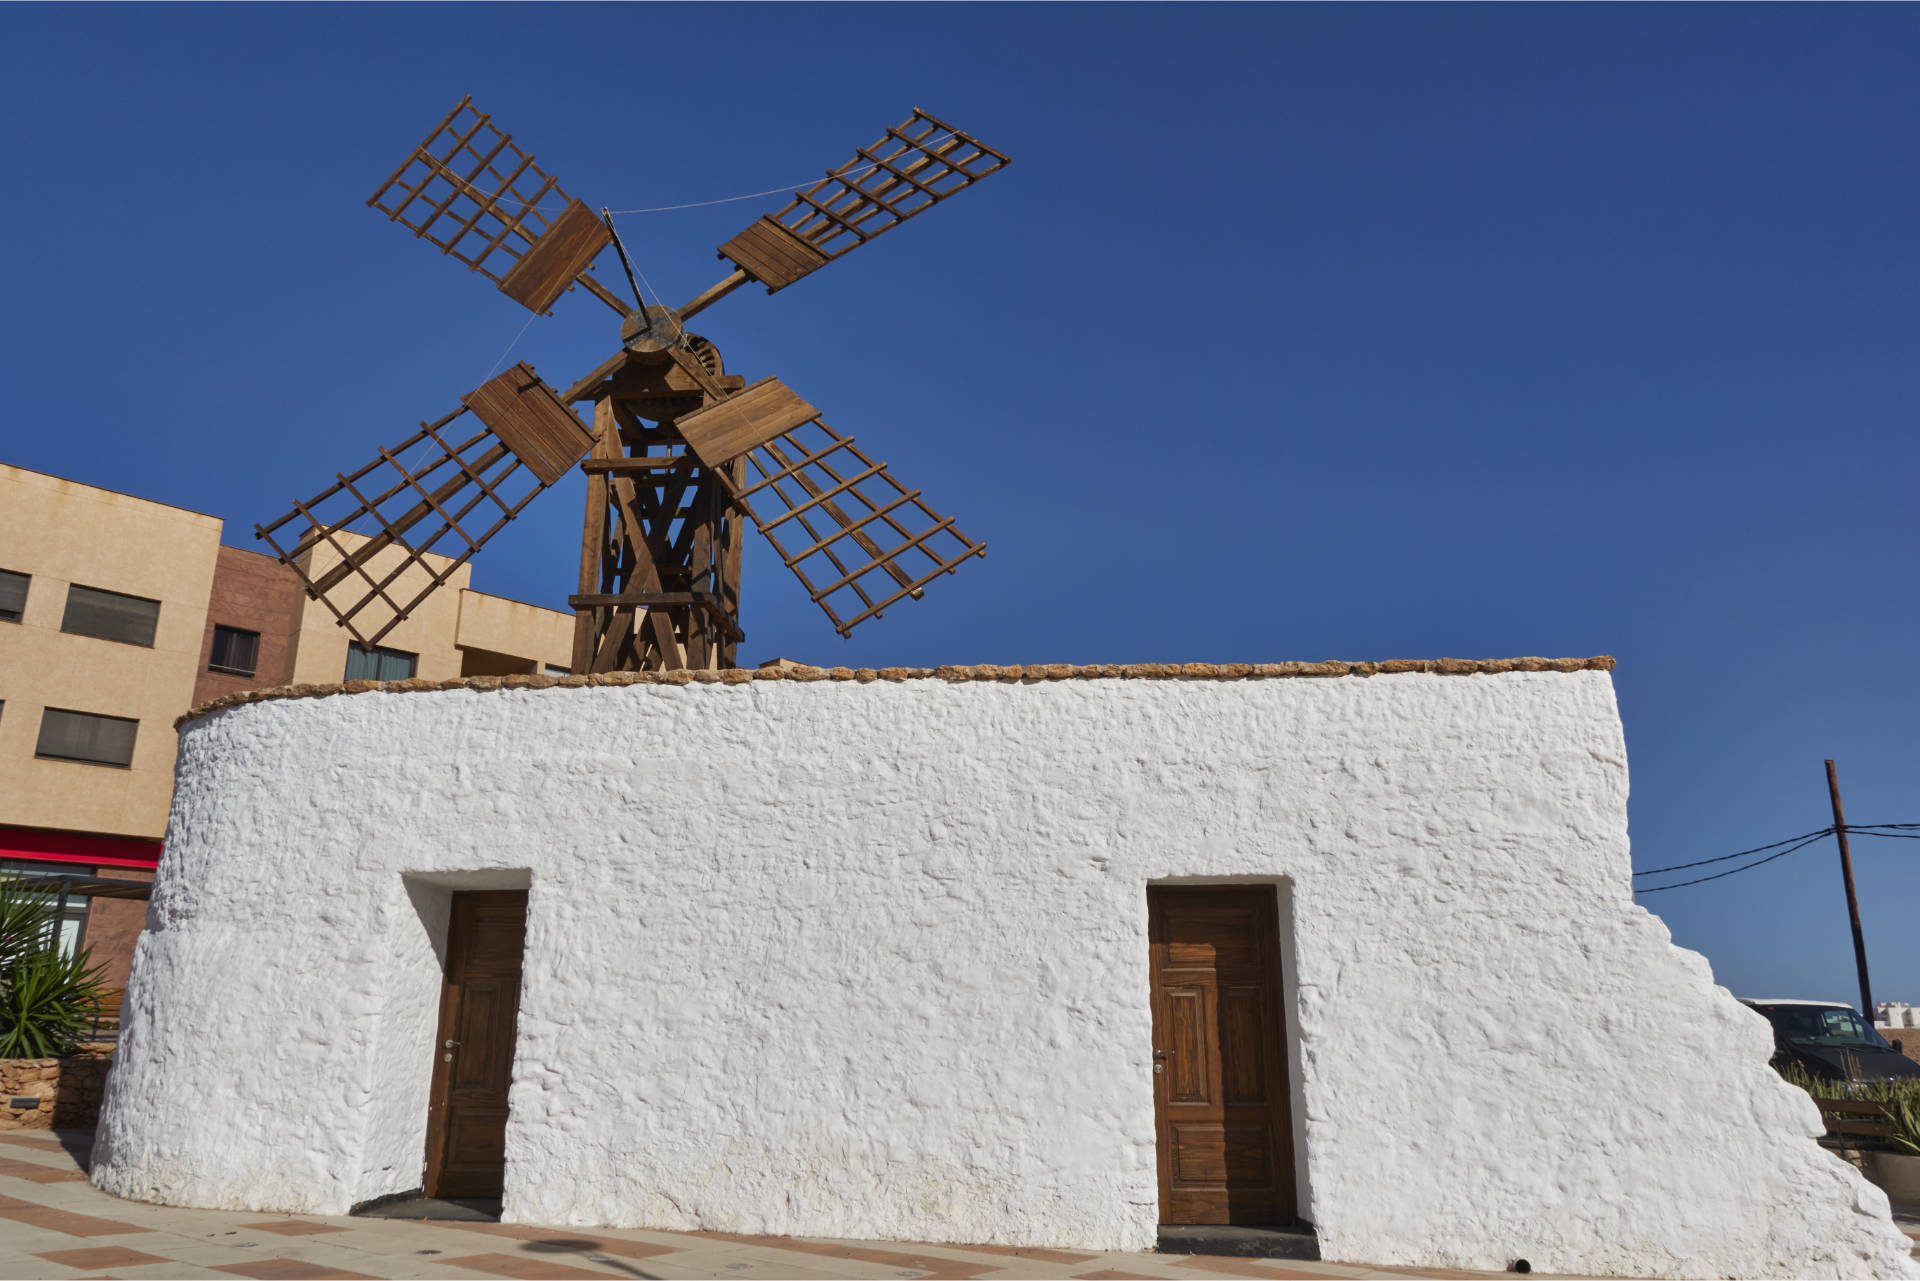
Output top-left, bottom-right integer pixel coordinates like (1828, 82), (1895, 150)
(34, 1247), (173, 1270)
(0, 1131), (1905, 1280)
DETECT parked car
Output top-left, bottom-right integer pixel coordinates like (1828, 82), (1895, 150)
(1741, 998), (1920, 1084)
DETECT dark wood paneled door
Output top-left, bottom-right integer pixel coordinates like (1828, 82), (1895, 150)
(1148, 886), (1296, 1225)
(424, 890), (527, 1199)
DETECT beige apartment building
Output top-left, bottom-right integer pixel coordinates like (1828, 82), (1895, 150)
(0, 462), (571, 986)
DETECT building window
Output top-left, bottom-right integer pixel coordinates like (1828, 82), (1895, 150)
(345, 643), (417, 683)
(35, 708), (139, 768)
(0, 569), (27, 623)
(544, 664), (569, 676)
(61, 584), (160, 648)
(208, 625), (261, 677)
(0, 863), (89, 957)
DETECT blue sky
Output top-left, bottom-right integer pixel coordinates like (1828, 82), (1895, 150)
(3, 4), (1914, 1006)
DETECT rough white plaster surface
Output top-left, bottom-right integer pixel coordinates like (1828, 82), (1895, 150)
(93, 672), (1918, 1278)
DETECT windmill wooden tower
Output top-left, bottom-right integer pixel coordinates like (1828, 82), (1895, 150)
(258, 97), (1009, 673)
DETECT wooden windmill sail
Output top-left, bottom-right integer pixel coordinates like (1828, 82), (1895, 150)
(257, 96), (1008, 672)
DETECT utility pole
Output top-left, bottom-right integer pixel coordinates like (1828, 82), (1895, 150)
(1824, 759), (1874, 1021)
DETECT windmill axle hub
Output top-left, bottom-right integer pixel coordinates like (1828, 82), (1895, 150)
(621, 304), (688, 354)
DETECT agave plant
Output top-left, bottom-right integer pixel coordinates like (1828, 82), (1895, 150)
(1774, 1058), (1920, 1156)
(0, 875), (59, 970)
(1885, 1085), (1920, 1158)
(0, 876), (109, 1060)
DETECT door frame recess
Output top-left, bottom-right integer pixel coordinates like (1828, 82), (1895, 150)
(422, 887), (529, 1200)
(1146, 877), (1310, 1227)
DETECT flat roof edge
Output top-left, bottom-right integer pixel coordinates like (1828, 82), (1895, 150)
(2, 463), (223, 523)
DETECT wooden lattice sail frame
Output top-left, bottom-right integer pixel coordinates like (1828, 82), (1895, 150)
(366, 96), (625, 316)
(717, 109), (1010, 294)
(263, 99), (1008, 670)
(671, 388), (984, 636)
(256, 363), (590, 648)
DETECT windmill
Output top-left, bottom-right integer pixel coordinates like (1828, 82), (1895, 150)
(257, 96), (1009, 673)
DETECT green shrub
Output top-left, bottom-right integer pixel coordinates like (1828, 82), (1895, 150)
(0, 877), (110, 1060)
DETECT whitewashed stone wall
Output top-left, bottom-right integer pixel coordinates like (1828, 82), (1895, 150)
(92, 670), (1918, 1278)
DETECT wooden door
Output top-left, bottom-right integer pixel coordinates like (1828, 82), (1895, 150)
(423, 890), (527, 1199)
(1148, 886), (1296, 1225)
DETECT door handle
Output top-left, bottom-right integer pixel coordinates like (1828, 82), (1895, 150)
(1153, 1050), (1170, 1059)
(445, 1040), (459, 1048)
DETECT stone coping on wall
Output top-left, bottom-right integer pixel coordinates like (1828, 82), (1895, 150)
(176, 656), (1616, 730)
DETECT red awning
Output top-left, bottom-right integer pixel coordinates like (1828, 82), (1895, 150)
(0, 828), (161, 870)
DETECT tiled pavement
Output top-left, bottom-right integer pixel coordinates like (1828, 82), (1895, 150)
(0, 1134), (1486, 1281)
(0, 1133), (1912, 1281)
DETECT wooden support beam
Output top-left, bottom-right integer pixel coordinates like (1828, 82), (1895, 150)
(590, 607), (636, 674)
(563, 349), (633, 403)
(606, 467), (687, 669)
(572, 401), (619, 673)
(579, 455), (691, 472)
(677, 269), (751, 321)
(567, 592), (744, 644)
(718, 457), (745, 668)
(568, 591), (728, 607)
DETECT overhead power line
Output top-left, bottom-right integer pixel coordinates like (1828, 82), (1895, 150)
(475, 133), (959, 216)
(1633, 831), (1836, 895)
(1630, 819), (1917, 896)
(1631, 761), (1907, 1018)
(1632, 827), (1834, 879)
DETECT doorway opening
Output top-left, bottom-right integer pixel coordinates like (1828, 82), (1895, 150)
(1147, 883), (1299, 1227)
(421, 888), (528, 1208)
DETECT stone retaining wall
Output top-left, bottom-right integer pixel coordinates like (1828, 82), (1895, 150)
(1, 1048), (112, 1131)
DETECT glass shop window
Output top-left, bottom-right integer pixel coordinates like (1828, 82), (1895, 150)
(345, 643), (418, 683)
(61, 584), (160, 647)
(208, 625), (261, 676)
(0, 862), (88, 957)
(0, 569), (27, 622)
